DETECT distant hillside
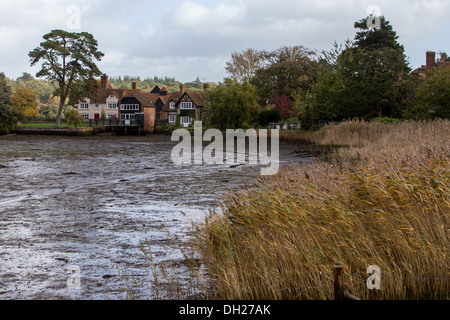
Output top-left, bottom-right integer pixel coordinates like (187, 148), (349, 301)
(108, 75), (215, 92)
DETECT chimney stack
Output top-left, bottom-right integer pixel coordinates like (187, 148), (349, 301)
(426, 51), (436, 71)
(101, 74), (108, 89)
(180, 84), (186, 94)
(132, 82), (137, 90)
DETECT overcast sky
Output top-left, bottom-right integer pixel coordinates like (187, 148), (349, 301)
(1, 0), (449, 83)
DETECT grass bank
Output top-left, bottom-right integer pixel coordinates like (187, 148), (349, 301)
(194, 119), (449, 300)
(17, 122), (90, 128)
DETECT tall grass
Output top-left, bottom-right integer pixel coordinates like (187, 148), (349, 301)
(195, 119), (450, 300)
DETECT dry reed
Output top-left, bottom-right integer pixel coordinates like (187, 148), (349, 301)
(195, 119), (450, 300)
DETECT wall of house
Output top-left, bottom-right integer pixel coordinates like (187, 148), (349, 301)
(77, 96), (119, 120)
(144, 107), (156, 133)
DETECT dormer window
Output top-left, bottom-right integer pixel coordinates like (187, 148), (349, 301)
(169, 102), (176, 109)
(109, 95), (116, 99)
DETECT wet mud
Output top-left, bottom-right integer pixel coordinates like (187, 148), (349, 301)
(0, 133), (313, 299)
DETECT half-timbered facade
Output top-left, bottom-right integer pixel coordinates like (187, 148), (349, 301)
(76, 74), (206, 133)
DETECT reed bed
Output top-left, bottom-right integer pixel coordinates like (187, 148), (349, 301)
(195, 119), (450, 300)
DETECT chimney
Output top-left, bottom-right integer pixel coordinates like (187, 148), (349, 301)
(132, 82), (137, 90)
(101, 74), (108, 89)
(180, 84), (186, 94)
(203, 83), (211, 92)
(426, 51), (436, 71)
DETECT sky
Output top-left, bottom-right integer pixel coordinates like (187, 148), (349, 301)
(1, 0), (450, 83)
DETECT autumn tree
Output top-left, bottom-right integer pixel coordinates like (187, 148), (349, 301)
(12, 85), (39, 121)
(251, 46), (318, 106)
(225, 48), (264, 83)
(29, 30), (104, 126)
(0, 73), (14, 133)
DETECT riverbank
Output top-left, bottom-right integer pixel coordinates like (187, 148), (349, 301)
(15, 126), (96, 136)
(194, 119), (450, 300)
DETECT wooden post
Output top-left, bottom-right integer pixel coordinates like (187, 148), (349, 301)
(334, 266), (345, 300)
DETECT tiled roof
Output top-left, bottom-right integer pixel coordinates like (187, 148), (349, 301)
(92, 88), (125, 104)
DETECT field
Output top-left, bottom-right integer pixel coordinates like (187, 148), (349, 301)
(194, 119), (450, 300)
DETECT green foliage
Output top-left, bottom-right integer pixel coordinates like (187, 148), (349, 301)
(29, 29), (104, 126)
(108, 75), (208, 92)
(258, 109), (281, 127)
(409, 66), (450, 119)
(203, 78), (260, 130)
(308, 15), (410, 125)
(371, 117), (402, 124)
(164, 124), (175, 133)
(251, 46), (318, 105)
(0, 73), (15, 133)
(65, 108), (84, 127)
(39, 104), (59, 121)
(15, 72), (56, 103)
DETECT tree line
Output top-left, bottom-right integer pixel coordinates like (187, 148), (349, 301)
(204, 15), (450, 130)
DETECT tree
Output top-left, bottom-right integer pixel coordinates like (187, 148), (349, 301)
(29, 29), (104, 126)
(203, 78), (260, 130)
(354, 16), (405, 54)
(65, 108), (84, 127)
(251, 46), (318, 106)
(409, 65), (450, 119)
(309, 16), (410, 124)
(12, 86), (39, 121)
(258, 109), (281, 127)
(0, 73), (14, 134)
(271, 94), (295, 120)
(225, 48), (264, 83)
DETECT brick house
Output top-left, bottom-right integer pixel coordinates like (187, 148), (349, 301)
(164, 84), (209, 127)
(76, 74), (208, 133)
(411, 51), (450, 78)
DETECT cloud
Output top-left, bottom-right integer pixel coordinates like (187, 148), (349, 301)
(1, 0), (449, 82)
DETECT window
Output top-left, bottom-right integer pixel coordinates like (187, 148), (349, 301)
(120, 114), (136, 120)
(180, 102), (194, 110)
(82, 114), (89, 120)
(169, 102), (176, 109)
(80, 103), (89, 109)
(169, 115), (176, 123)
(109, 95), (116, 98)
(95, 104), (99, 108)
(120, 104), (140, 111)
(108, 114), (117, 119)
(108, 102), (117, 109)
(181, 116), (192, 124)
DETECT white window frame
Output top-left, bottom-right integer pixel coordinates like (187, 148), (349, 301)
(180, 102), (194, 110)
(120, 104), (140, 111)
(108, 102), (117, 109)
(169, 115), (176, 123)
(120, 114), (136, 120)
(169, 102), (176, 109)
(181, 116), (192, 124)
(82, 114), (89, 120)
(80, 103), (89, 109)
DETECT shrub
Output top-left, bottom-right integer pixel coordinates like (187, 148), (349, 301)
(65, 108), (84, 127)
